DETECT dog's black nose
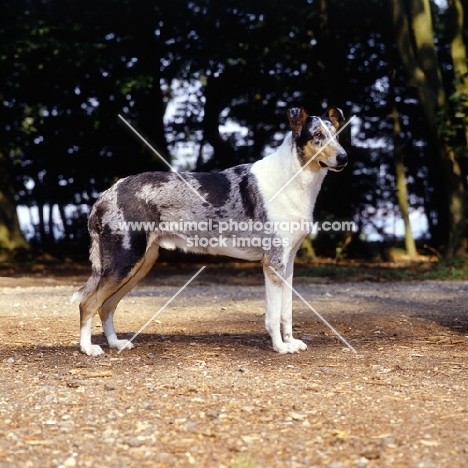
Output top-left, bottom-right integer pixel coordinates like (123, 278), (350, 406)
(337, 153), (348, 165)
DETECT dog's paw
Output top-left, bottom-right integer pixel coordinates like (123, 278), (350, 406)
(273, 342), (299, 354)
(109, 339), (134, 352)
(81, 344), (104, 357)
(284, 337), (308, 352)
(274, 338), (307, 354)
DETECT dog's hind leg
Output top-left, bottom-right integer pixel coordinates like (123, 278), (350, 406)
(99, 243), (160, 352)
(79, 243), (159, 356)
(79, 298), (102, 357)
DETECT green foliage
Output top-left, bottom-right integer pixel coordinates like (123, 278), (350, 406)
(436, 72), (468, 157)
(295, 257), (468, 281)
(420, 257), (468, 280)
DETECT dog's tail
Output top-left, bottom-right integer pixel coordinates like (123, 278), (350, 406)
(70, 220), (102, 304)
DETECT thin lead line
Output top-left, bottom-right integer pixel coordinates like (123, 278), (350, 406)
(117, 266), (207, 353)
(268, 266), (358, 354)
(118, 114), (208, 203)
(268, 115), (357, 203)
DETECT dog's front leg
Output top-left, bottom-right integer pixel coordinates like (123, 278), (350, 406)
(101, 309), (135, 352)
(263, 260), (303, 354)
(280, 253), (307, 352)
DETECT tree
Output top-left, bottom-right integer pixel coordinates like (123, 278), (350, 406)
(0, 150), (28, 251)
(390, 69), (417, 257)
(390, 0), (467, 257)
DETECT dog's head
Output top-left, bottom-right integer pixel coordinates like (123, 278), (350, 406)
(287, 107), (348, 172)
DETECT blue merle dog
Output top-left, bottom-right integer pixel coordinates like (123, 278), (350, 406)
(72, 107), (348, 356)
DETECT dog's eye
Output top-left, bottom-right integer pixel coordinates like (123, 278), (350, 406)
(313, 132), (322, 139)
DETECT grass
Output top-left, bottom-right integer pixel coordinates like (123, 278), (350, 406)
(294, 257), (468, 281)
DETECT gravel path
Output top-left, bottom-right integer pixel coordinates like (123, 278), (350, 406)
(0, 267), (467, 467)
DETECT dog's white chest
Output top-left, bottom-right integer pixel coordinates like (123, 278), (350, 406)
(250, 142), (327, 229)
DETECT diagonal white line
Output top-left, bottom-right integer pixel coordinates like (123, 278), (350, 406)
(118, 114), (208, 203)
(268, 266), (358, 354)
(117, 266), (207, 353)
(268, 115), (357, 203)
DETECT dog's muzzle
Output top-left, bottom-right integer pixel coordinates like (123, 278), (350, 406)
(319, 153), (348, 172)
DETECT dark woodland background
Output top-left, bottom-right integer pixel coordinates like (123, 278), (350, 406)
(1, 0), (468, 263)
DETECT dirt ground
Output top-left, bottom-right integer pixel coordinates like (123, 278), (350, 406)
(0, 262), (467, 468)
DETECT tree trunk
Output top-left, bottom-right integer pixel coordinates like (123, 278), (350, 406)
(48, 203), (55, 244)
(201, 73), (236, 170)
(449, 0), (468, 145)
(57, 203), (70, 240)
(37, 202), (46, 244)
(390, 69), (417, 257)
(0, 151), (29, 250)
(131, 16), (170, 172)
(390, 0), (466, 257)
(447, 0), (468, 255)
(0, 80), (29, 251)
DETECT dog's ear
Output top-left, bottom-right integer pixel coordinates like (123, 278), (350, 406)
(324, 107), (345, 129)
(287, 107), (308, 135)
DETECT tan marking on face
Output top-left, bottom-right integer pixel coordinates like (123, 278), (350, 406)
(301, 125), (343, 172)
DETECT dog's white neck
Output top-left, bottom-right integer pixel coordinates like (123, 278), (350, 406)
(251, 132), (327, 222)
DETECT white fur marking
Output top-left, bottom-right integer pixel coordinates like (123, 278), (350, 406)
(159, 239), (177, 250)
(80, 317), (104, 356)
(102, 311), (135, 351)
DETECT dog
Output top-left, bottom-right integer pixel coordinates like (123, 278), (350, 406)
(71, 107), (348, 356)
